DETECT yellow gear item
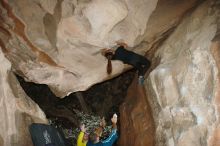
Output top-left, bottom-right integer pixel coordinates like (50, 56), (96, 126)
(77, 131), (87, 146)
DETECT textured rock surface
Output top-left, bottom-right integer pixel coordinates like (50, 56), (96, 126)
(0, 0), (156, 97)
(0, 0), (203, 146)
(118, 1), (202, 145)
(146, 1), (220, 146)
(142, 0), (199, 53)
(0, 0), (198, 97)
(0, 48), (47, 146)
(119, 75), (155, 146)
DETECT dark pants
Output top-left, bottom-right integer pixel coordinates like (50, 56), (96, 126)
(112, 46), (151, 76)
(129, 55), (151, 76)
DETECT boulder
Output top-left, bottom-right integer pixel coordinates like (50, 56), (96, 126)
(0, 48), (47, 146)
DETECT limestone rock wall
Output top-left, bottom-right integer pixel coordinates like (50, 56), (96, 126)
(119, 76), (155, 146)
(0, 0), (158, 97)
(118, 1), (202, 145)
(0, 48), (47, 146)
(142, 0), (199, 54)
(146, 1), (220, 146)
(0, 0), (199, 97)
(0, 0), (213, 145)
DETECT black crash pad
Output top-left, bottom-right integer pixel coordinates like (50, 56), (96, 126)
(29, 123), (68, 146)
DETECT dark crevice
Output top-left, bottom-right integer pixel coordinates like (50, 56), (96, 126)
(16, 74), (80, 127)
(83, 69), (135, 120)
(16, 69), (135, 145)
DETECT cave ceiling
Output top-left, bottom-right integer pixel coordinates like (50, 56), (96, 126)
(0, 0), (199, 97)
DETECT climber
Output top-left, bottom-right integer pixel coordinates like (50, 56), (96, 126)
(77, 124), (89, 146)
(101, 41), (151, 85)
(87, 114), (118, 146)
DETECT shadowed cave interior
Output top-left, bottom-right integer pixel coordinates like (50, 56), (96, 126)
(1, 1), (220, 146)
(16, 69), (136, 145)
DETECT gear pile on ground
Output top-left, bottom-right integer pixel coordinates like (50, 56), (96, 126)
(49, 110), (112, 145)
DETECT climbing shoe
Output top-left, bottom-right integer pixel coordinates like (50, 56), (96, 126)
(138, 76), (145, 85)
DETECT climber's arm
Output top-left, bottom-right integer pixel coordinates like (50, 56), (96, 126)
(101, 114), (118, 145)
